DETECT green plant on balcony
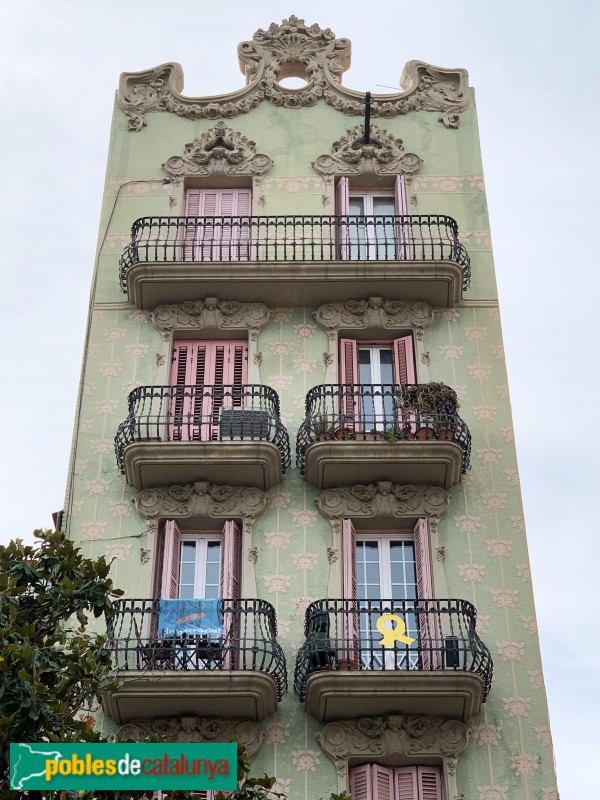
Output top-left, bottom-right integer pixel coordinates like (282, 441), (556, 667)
(401, 381), (459, 413)
(312, 414), (335, 441)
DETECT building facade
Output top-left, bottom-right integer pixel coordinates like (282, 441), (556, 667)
(63, 17), (559, 800)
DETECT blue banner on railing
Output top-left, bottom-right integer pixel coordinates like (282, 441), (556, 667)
(158, 598), (223, 637)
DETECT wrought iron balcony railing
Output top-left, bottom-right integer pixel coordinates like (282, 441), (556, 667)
(296, 383), (471, 474)
(294, 598), (492, 703)
(119, 214), (471, 291)
(115, 384), (291, 474)
(107, 598), (288, 701)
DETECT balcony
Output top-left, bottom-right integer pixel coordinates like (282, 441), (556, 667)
(115, 384), (291, 490)
(296, 383), (470, 489)
(294, 598), (492, 723)
(102, 598), (287, 724)
(119, 215), (471, 308)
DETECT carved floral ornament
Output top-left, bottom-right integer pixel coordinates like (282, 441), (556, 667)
(312, 123), (423, 180)
(134, 482), (268, 535)
(118, 17), (470, 131)
(115, 716), (264, 758)
(151, 298), (271, 342)
(316, 483), (450, 537)
(314, 297), (434, 341)
(162, 121), (273, 182)
(317, 714), (468, 783)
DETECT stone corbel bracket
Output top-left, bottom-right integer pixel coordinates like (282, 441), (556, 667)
(151, 299), (271, 342)
(134, 482), (268, 536)
(317, 714), (468, 796)
(314, 297), (434, 381)
(118, 17), (470, 131)
(316, 482), (450, 538)
(115, 716), (264, 758)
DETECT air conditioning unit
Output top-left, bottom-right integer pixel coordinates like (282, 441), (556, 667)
(219, 407), (276, 440)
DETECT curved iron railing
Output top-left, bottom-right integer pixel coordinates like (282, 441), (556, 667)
(107, 597), (288, 701)
(296, 383), (471, 474)
(115, 384), (291, 474)
(294, 597), (492, 703)
(118, 214), (471, 291)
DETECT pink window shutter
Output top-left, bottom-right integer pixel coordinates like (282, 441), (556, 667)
(372, 765), (394, 800)
(234, 188), (252, 260)
(393, 335), (416, 434)
(336, 177), (350, 260)
(395, 174), (411, 260)
(183, 189), (202, 260)
(414, 518), (436, 668)
(417, 766), (444, 800)
(339, 338), (361, 429)
(395, 767), (419, 800)
(220, 520), (242, 669)
(342, 518), (359, 668)
(169, 342), (197, 441)
(349, 764), (373, 800)
(160, 520), (182, 599)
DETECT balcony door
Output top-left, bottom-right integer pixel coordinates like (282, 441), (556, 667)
(170, 340), (248, 442)
(336, 176), (407, 260)
(343, 519), (433, 670)
(184, 188), (252, 261)
(339, 336), (415, 431)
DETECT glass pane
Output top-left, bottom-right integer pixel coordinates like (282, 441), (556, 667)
(178, 584), (194, 599)
(373, 197), (395, 215)
(181, 541), (196, 561)
(349, 198), (365, 215)
(180, 563), (195, 585)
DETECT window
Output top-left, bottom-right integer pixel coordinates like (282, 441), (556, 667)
(350, 764), (444, 800)
(184, 188), (252, 261)
(339, 336), (415, 431)
(170, 339), (248, 441)
(342, 519), (434, 670)
(336, 176), (408, 260)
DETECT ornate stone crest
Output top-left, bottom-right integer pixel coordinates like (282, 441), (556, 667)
(134, 482), (268, 535)
(118, 17), (470, 131)
(317, 714), (468, 780)
(162, 121), (273, 181)
(314, 297), (434, 340)
(313, 124), (423, 180)
(316, 483), (450, 537)
(115, 716), (263, 758)
(151, 298), (271, 342)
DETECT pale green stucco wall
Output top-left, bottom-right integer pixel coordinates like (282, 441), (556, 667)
(63, 81), (558, 800)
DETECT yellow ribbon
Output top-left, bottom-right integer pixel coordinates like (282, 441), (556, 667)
(376, 613), (415, 647)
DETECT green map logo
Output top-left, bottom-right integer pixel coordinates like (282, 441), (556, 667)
(10, 742), (237, 790)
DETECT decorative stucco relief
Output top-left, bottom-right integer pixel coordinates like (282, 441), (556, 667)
(313, 123), (423, 179)
(316, 483), (450, 536)
(317, 714), (469, 778)
(162, 121), (273, 181)
(151, 299), (271, 342)
(115, 717), (263, 758)
(314, 297), (434, 341)
(134, 482), (268, 535)
(118, 17), (470, 131)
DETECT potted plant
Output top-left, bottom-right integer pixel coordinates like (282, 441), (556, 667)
(401, 382), (459, 440)
(312, 414), (335, 441)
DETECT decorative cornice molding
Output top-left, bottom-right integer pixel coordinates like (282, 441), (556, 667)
(316, 483), (450, 533)
(314, 297), (434, 340)
(134, 482), (268, 535)
(118, 17), (470, 131)
(317, 714), (468, 778)
(115, 716), (264, 758)
(312, 124), (423, 180)
(151, 299), (271, 341)
(162, 121), (273, 181)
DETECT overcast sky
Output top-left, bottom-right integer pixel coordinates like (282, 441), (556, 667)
(1, 1), (598, 796)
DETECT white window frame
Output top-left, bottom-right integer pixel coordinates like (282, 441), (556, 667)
(178, 533), (222, 599)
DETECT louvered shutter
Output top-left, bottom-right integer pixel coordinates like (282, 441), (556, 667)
(373, 765), (394, 800)
(342, 518), (359, 668)
(234, 188), (252, 260)
(183, 189), (202, 260)
(395, 175), (411, 259)
(339, 338), (361, 430)
(417, 766), (444, 800)
(349, 764), (373, 800)
(393, 336), (416, 434)
(414, 518), (436, 669)
(220, 520), (242, 669)
(336, 177), (350, 260)
(395, 767), (419, 800)
(160, 520), (182, 599)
